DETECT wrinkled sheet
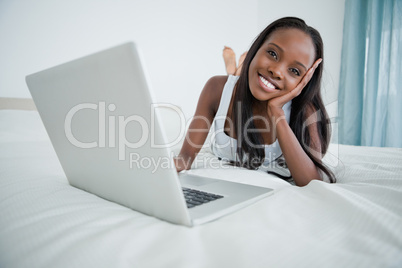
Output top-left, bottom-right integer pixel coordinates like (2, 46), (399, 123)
(0, 110), (401, 268)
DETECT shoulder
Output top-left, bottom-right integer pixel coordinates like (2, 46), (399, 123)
(305, 104), (316, 118)
(303, 104), (320, 135)
(200, 75), (230, 114)
(304, 104), (323, 157)
(203, 75), (229, 94)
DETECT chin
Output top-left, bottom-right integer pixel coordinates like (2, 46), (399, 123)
(251, 93), (271, 102)
(249, 88), (274, 102)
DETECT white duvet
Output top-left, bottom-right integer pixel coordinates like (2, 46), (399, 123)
(0, 110), (401, 268)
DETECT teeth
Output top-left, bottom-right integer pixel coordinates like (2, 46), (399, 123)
(259, 75), (276, 89)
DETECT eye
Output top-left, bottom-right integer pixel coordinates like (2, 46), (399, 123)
(267, 50), (277, 60)
(289, 68), (301, 76)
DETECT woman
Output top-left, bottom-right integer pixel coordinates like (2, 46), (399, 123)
(174, 17), (335, 186)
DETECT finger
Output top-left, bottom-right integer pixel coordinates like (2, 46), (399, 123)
(306, 58), (322, 80)
(271, 58), (322, 106)
(291, 70), (313, 96)
(292, 58), (322, 94)
(312, 58), (322, 69)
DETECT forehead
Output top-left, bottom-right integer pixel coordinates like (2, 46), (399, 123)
(263, 28), (316, 66)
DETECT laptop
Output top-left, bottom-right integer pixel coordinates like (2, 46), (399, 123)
(26, 42), (273, 226)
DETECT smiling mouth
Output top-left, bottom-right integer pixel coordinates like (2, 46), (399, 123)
(258, 74), (279, 91)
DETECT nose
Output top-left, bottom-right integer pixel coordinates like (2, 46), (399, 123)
(268, 63), (284, 80)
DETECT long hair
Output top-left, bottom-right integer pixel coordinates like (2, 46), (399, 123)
(232, 17), (335, 183)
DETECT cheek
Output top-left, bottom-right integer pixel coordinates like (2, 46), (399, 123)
(248, 57), (259, 73)
(284, 77), (302, 91)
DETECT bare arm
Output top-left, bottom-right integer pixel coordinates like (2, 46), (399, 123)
(266, 59), (324, 186)
(174, 76), (228, 172)
(270, 105), (323, 186)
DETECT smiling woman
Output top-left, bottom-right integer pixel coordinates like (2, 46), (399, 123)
(248, 28), (316, 99)
(174, 17), (334, 186)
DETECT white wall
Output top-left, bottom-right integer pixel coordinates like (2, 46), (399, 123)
(0, 0), (344, 118)
(0, 0), (258, 118)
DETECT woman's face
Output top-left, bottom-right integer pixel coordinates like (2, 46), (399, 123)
(248, 28), (316, 101)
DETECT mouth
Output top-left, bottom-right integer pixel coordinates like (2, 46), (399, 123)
(258, 73), (280, 93)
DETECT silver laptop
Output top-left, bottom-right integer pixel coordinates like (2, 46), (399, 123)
(26, 42), (273, 227)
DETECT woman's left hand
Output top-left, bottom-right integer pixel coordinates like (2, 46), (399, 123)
(267, 58), (322, 117)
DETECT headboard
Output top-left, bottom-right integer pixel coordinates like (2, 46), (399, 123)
(0, 97), (37, 110)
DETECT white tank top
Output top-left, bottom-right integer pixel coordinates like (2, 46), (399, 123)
(210, 75), (292, 165)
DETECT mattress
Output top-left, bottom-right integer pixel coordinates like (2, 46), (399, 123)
(0, 110), (401, 268)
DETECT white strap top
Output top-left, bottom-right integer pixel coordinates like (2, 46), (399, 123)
(210, 75), (292, 165)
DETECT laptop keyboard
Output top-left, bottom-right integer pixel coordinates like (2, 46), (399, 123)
(182, 187), (224, 208)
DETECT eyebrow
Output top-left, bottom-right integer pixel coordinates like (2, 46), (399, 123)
(268, 42), (308, 72)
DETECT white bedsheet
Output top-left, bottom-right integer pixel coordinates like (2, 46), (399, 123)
(0, 110), (401, 268)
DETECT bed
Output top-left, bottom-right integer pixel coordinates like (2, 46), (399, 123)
(1, 99), (401, 268)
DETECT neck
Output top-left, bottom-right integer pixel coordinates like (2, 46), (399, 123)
(252, 99), (268, 115)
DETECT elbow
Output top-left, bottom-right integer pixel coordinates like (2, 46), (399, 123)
(296, 177), (323, 187)
(293, 168), (323, 187)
